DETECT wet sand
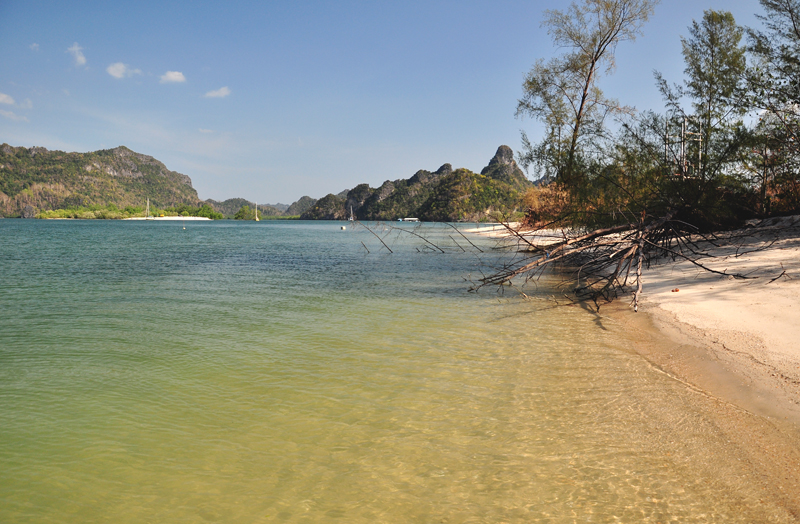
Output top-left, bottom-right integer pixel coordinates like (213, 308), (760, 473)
(467, 218), (800, 518)
(604, 217), (800, 519)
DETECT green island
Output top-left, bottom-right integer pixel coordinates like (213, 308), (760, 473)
(0, 143), (530, 222)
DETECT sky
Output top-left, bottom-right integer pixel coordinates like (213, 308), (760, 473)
(0, 0), (765, 205)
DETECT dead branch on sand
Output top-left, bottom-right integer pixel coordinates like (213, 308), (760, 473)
(475, 212), (785, 311)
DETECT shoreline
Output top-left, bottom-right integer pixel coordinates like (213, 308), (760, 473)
(636, 217), (800, 424)
(123, 216), (212, 221)
(465, 218), (800, 422)
(603, 219), (800, 517)
(465, 217), (800, 515)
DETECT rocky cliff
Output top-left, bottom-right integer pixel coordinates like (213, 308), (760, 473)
(300, 146), (530, 221)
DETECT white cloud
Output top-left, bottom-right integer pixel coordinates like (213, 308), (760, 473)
(204, 86), (231, 98)
(199, 128), (213, 133)
(67, 42), (86, 66)
(0, 92), (15, 105)
(20, 98), (33, 109)
(30, 43), (39, 51)
(107, 62), (142, 79)
(0, 109), (28, 122)
(160, 71), (186, 83)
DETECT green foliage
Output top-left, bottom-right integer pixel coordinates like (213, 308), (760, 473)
(205, 198), (285, 218)
(519, 3), (800, 233)
(745, 0), (800, 213)
(417, 169), (522, 222)
(682, 11), (747, 123)
(517, 0), (659, 186)
(300, 195), (346, 220)
(299, 149), (530, 222)
(163, 203), (224, 219)
(196, 204), (224, 220)
(285, 196), (317, 216)
(37, 204), (137, 219)
(35, 202), (224, 220)
(234, 205), (255, 220)
(0, 145), (201, 217)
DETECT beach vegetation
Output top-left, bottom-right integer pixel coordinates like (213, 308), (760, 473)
(234, 205), (255, 220)
(485, 0), (800, 310)
(516, 0), (659, 188)
(35, 202), (224, 220)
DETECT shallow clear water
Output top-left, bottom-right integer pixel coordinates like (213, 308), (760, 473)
(0, 220), (782, 522)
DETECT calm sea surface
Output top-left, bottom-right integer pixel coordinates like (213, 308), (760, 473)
(0, 220), (783, 522)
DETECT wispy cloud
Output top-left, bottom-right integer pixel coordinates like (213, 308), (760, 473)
(107, 62), (142, 79)
(204, 86), (231, 98)
(0, 92), (15, 105)
(199, 128), (213, 133)
(30, 43), (39, 51)
(67, 42), (86, 66)
(20, 98), (33, 109)
(160, 71), (186, 83)
(0, 109), (28, 122)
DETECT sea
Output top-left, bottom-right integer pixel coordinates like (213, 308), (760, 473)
(0, 219), (786, 522)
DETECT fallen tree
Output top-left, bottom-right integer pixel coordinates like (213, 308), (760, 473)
(475, 210), (785, 311)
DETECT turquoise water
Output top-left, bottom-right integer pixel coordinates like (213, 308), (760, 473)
(0, 220), (785, 522)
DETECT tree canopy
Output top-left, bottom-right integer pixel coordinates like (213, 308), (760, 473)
(497, 1), (800, 308)
(517, 0), (659, 186)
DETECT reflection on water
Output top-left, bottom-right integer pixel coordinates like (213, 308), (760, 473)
(0, 220), (789, 522)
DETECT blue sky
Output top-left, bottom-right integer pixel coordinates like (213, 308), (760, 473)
(1, 0), (763, 204)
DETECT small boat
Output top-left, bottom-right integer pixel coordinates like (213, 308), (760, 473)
(349, 206), (354, 222)
(255, 202), (260, 222)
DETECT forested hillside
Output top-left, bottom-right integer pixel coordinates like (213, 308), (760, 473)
(0, 144), (200, 217)
(301, 146), (531, 221)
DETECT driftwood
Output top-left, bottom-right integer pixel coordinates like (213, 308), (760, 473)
(474, 211), (781, 311)
(351, 214), (784, 312)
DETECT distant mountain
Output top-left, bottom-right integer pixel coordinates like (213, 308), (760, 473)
(267, 202), (291, 212)
(0, 144), (200, 217)
(1, 142), (530, 222)
(205, 198), (284, 218)
(285, 196), (316, 216)
(300, 146), (531, 221)
(480, 145), (530, 191)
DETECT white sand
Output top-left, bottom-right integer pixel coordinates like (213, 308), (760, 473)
(459, 223), (521, 237)
(473, 217), (800, 421)
(123, 216), (212, 221)
(643, 220), (800, 359)
(635, 217), (800, 422)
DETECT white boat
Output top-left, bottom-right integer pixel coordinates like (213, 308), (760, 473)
(349, 206), (354, 222)
(255, 202), (260, 222)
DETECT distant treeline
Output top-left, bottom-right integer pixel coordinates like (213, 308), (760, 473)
(37, 203), (223, 220)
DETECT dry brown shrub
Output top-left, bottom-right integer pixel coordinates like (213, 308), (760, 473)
(521, 184), (568, 227)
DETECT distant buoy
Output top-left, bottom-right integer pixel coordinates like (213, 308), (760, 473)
(341, 226), (346, 230)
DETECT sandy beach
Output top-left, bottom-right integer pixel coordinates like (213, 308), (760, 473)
(636, 217), (800, 421)
(608, 217), (800, 518)
(467, 218), (800, 417)
(123, 216), (212, 221)
(468, 218), (800, 517)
